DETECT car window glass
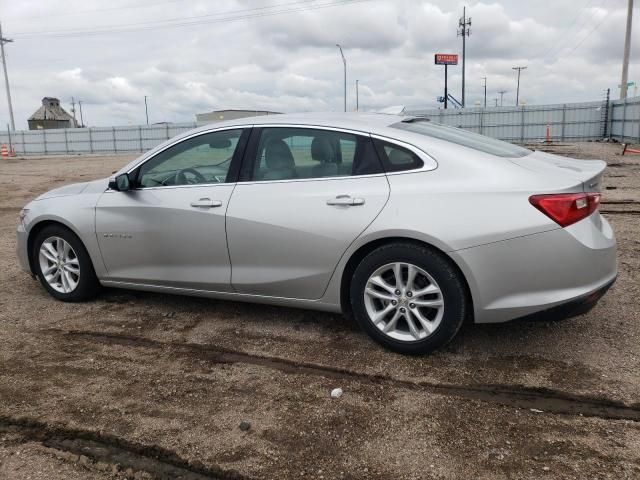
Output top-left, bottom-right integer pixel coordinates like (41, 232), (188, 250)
(138, 129), (243, 188)
(391, 120), (531, 158)
(372, 139), (424, 172)
(252, 128), (375, 181)
(254, 129), (353, 181)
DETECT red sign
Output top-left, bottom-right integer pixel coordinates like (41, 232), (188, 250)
(435, 54), (458, 65)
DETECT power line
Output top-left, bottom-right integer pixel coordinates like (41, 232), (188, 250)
(537, 0), (600, 59)
(552, 8), (611, 60)
(11, 0), (191, 20)
(14, 0), (318, 32)
(11, 0), (370, 39)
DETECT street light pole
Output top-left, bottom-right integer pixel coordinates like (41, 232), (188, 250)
(355, 79), (359, 111)
(498, 90), (506, 107)
(336, 44), (346, 112)
(0, 22), (16, 131)
(512, 66), (527, 106)
(144, 95), (149, 124)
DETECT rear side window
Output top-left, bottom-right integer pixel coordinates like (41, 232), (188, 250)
(391, 120), (531, 158)
(248, 127), (383, 181)
(372, 139), (424, 173)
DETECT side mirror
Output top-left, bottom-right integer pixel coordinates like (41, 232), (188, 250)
(108, 173), (131, 192)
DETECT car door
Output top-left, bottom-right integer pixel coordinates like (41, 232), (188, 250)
(226, 126), (390, 299)
(95, 127), (249, 291)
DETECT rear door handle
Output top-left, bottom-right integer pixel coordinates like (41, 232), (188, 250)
(190, 198), (222, 208)
(326, 195), (365, 206)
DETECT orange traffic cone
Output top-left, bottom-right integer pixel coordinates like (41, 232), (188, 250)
(9, 147), (16, 157)
(0, 144), (7, 157)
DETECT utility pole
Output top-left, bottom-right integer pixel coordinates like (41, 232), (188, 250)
(457, 7), (471, 108)
(355, 80), (359, 111)
(498, 90), (507, 106)
(620, 0), (633, 99)
(144, 95), (149, 124)
(78, 100), (84, 127)
(70, 97), (78, 127)
(0, 22), (16, 131)
(512, 66), (527, 106)
(494, 97), (498, 107)
(482, 76), (487, 107)
(336, 44), (346, 112)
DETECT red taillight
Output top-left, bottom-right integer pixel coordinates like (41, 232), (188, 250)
(529, 193), (601, 227)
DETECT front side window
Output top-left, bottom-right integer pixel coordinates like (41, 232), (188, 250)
(250, 128), (382, 181)
(137, 129), (244, 188)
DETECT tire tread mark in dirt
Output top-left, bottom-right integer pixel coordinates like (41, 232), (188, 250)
(0, 415), (249, 480)
(600, 210), (640, 215)
(55, 329), (640, 422)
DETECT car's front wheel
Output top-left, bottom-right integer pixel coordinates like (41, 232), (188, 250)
(32, 224), (99, 301)
(350, 243), (467, 354)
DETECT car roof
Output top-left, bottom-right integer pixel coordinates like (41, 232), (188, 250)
(200, 111), (405, 133)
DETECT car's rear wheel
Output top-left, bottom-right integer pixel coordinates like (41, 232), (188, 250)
(350, 243), (467, 354)
(33, 224), (99, 301)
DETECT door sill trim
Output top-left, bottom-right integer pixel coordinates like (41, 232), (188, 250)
(99, 280), (341, 313)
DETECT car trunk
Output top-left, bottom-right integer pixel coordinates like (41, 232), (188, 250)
(509, 150), (606, 193)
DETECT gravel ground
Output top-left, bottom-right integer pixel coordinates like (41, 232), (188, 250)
(0, 142), (639, 479)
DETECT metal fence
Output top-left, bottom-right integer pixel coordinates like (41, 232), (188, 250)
(407, 96), (640, 144)
(0, 97), (638, 156)
(0, 122), (200, 156)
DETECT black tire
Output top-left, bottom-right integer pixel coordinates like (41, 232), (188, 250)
(349, 242), (467, 355)
(32, 224), (100, 302)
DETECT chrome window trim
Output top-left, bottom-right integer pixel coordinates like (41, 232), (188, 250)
(111, 123), (439, 191)
(104, 182), (235, 193)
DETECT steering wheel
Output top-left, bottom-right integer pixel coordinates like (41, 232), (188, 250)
(175, 167), (207, 185)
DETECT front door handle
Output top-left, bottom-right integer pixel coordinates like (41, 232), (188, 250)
(326, 195), (365, 206)
(190, 198), (223, 208)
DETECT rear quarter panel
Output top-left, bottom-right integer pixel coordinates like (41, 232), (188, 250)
(320, 145), (590, 308)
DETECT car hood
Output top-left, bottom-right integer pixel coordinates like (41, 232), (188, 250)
(35, 178), (110, 200)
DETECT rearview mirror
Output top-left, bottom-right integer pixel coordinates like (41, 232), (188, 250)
(209, 138), (232, 149)
(108, 173), (131, 192)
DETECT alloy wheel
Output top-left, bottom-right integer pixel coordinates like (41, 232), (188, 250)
(363, 262), (444, 342)
(38, 236), (81, 294)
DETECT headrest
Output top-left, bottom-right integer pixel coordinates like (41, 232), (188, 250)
(311, 136), (337, 163)
(264, 140), (295, 169)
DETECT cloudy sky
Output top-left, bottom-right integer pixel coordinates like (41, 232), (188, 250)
(0, 0), (637, 127)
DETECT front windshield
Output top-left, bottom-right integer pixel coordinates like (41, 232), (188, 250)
(391, 120), (532, 158)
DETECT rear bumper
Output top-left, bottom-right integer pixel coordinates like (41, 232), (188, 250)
(512, 276), (615, 322)
(451, 212), (617, 324)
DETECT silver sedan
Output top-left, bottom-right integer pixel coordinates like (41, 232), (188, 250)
(16, 113), (617, 354)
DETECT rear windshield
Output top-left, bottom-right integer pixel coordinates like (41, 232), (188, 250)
(391, 120), (532, 158)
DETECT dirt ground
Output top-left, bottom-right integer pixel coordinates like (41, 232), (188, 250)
(1, 142), (639, 479)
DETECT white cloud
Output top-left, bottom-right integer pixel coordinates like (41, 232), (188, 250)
(0, 0), (637, 128)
